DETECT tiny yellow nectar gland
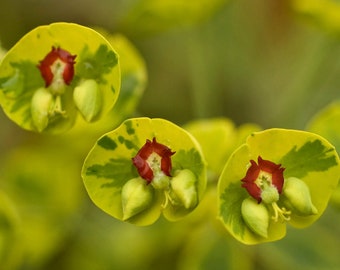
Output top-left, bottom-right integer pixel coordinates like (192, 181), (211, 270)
(282, 177), (318, 216)
(121, 177), (154, 221)
(73, 79), (102, 122)
(31, 87), (54, 132)
(170, 169), (198, 209)
(241, 197), (269, 238)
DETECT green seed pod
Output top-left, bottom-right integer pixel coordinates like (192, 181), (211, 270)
(282, 177), (318, 216)
(121, 177), (154, 221)
(170, 169), (198, 209)
(241, 197), (269, 238)
(31, 87), (54, 132)
(73, 79), (102, 122)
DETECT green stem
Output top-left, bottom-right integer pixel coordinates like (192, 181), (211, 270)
(186, 27), (223, 118)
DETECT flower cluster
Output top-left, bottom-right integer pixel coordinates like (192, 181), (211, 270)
(0, 23), (120, 133)
(240, 156), (317, 238)
(121, 137), (198, 220)
(31, 46), (103, 131)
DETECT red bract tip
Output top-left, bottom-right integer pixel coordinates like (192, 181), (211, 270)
(241, 156), (285, 203)
(38, 46), (76, 87)
(132, 138), (175, 183)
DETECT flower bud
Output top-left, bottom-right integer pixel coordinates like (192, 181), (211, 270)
(282, 177), (318, 216)
(170, 169), (198, 209)
(121, 177), (154, 221)
(73, 79), (102, 122)
(241, 197), (269, 238)
(31, 87), (54, 132)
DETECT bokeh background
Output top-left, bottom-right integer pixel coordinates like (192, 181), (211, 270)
(1, 0), (340, 269)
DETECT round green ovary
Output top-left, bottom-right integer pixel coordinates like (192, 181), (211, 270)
(241, 197), (269, 238)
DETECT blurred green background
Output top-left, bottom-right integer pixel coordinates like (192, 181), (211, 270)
(1, 0), (340, 269)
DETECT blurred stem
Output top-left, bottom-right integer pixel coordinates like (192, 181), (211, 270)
(276, 35), (340, 128)
(186, 27), (223, 118)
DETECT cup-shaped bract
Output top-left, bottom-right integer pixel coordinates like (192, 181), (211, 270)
(183, 118), (261, 180)
(307, 100), (340, 208)
(291, 0), (340, 34)
(218, 128), (340, 244)
(81, 117), (207, 226)
(0, 22), (120, 133)
(0, 45), (6, 60)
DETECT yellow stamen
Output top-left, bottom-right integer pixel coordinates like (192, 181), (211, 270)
(161, 190), (170, 208)
(271, 202), (291, 222)
(49, 95), (66, 117)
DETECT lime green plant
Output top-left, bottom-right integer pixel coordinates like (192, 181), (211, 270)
(81, 117), (207, 225)
(0, 44), (6, 60)
(0, 22), (120, 133)
(1, 19), (340, 260)
(218, 129), (340, 244)
(183, 118), (261, 180)
(307, 100), (340, 208)
(291, 0), (340, 33)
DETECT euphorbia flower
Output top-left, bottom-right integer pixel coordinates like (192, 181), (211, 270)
(218, 129), (340, 244)
(38, 46), (76, 92)
(82, 117), (207, 226)
(241, 156), (285, 203)
(0, 22), (120, 133)
(241, 156), (290, 222)
(132, 137), (175, 183)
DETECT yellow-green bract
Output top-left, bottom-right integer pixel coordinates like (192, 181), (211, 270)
(183, 118), (261, 180)
(81, 117), (207, 226)
(307, 100), (340, 208)
(218, 128), (340, 245)
(0, 22), (120, 133)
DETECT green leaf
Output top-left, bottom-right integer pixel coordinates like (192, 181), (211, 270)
(0, 22), (120, 133)
(82, 117), (207, 226)
(218, 128), (340, 244)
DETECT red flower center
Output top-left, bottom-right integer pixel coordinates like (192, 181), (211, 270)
(38, 46), (76, 91)
(241, 156), (285, 203)
(132, 138), (175, 183)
